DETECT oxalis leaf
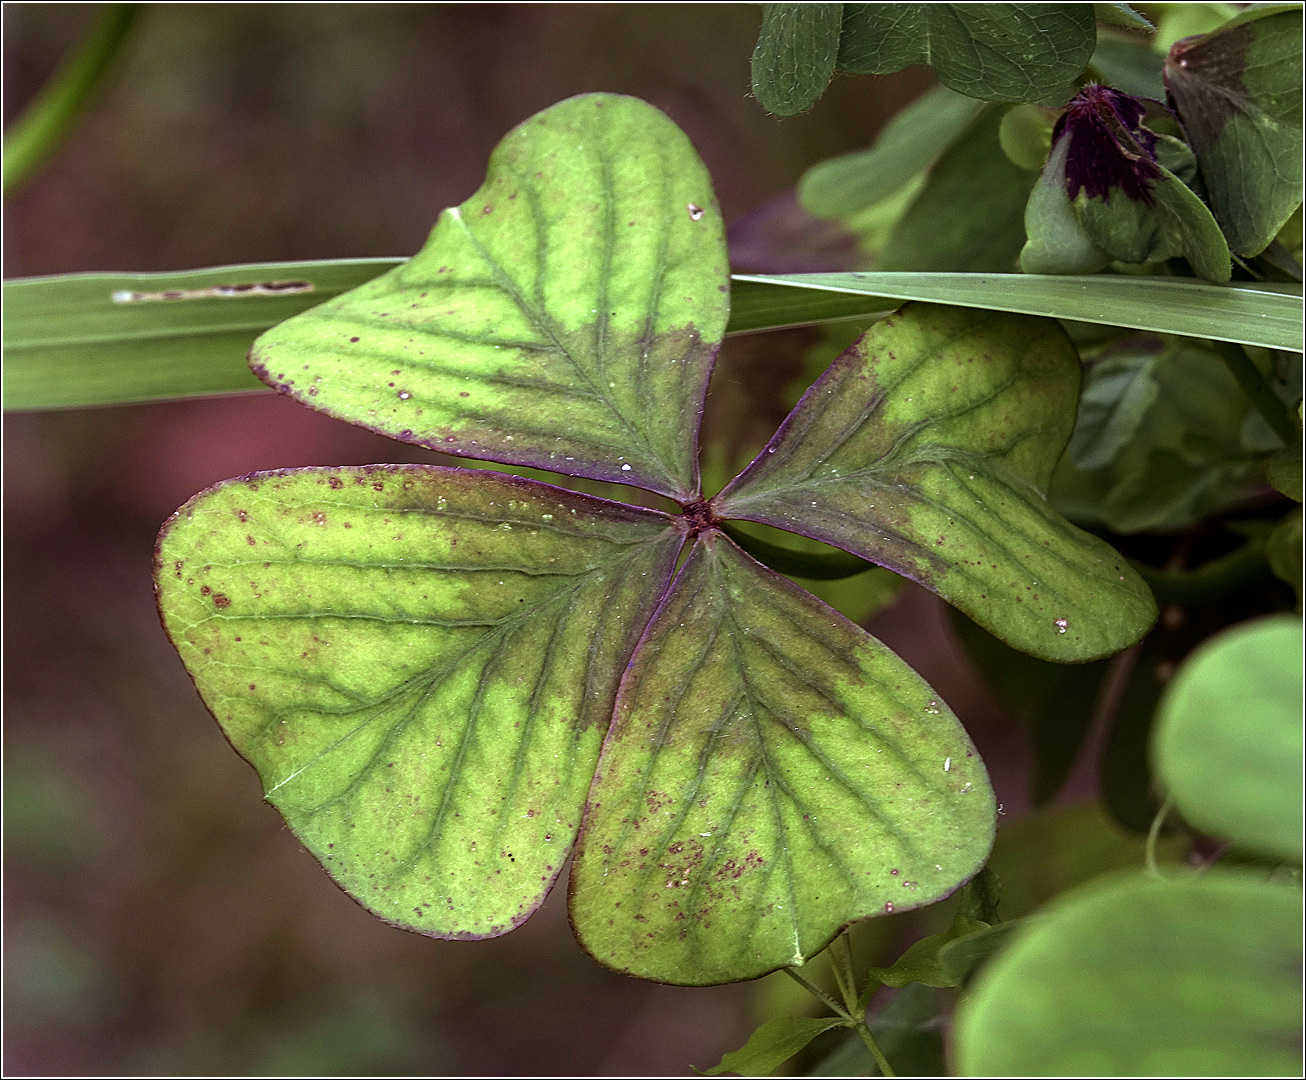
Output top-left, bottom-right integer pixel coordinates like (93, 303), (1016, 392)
(714, 304), (1157, 661)
(155, 93), (1152, 985)
(248, 94), (729, 503)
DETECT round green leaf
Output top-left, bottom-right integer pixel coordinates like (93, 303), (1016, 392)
(155, 465), (682, 938)
(248, 94), (729, 502)
(714, 304), (1157, 661)
(1153, 615), (1304, 861)
(954, 870), (1304, 1076)
(569, 531), (994, 984)
(837, 4), (1096, 104)
(750, 3), (843, 117)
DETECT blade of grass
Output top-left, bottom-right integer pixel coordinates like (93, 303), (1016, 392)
(4, 4), (142, 198)
(5, 265), (1300, 410)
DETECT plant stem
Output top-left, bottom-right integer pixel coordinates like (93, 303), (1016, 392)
(1208, 338), (1299, 447)
(1145, 797), (1174, 877)
(783, 966), (850, 1020)
(855, 1022), (898, 1078)
(3, 3), (141, 199)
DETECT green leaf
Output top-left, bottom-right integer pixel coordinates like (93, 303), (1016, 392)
(1067, 344), (1160, 470)
(569, 531), (995, 984)
(1075, 162), (1232, 283)
(866, 911), (989, 988)
(878, 106), (1038, 273)
(1153, 3), (1240, 53)
(1154, 615), (1304, 861)
(1050, 337), (1265, 533)
(730, 272), (1304, 351)
(1093, 3), (1153, 32)
(248, 94), (729, 502)
(837, 4), (1096, 104)
(1, 260), (401, 409)
(798, 87), (982, 220)
(998, 104), (1055, 172)
(715, 304), (1157, 662)
(155, 465), (682, 939)
(1165, 7), (1304, 257)
(935, 920), (1021, 984)
(701, 1015), (846, 1076)
(1019, 136), (1113, 276)
(750, 3), (844, 117)
(953, 870), (1304, 1076)
(1266, 440), (1303, 501)
(1088, 35), (1166, 99)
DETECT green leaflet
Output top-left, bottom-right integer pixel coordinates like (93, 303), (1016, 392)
(247, 94), (729, 503)
(155, 465), (682, 939)
(714, 304), (1157, 662)
(1153, 616), (1304, 861)
(837, 4), (1096, 104)
(953, 871), (1304, 1076)
(701, 1015), (846, 1076)
(750, 3), (843, 117)
(569, 533), (994, 985)
(798, 86), (982, 220)
(1165, 7), (1305, 257)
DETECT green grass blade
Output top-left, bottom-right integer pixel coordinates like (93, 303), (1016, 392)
(733, 272), (1305, 351)
(7, 268), (1299, 412)
(3, 260), (402, 409)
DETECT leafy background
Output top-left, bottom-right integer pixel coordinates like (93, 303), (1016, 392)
(2, 4), (1283, 1076)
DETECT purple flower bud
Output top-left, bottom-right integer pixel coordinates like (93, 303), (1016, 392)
(1052, 84), (1162, 204)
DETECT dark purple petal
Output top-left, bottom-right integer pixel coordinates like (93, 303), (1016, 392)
(1052, 84), (1163, 203)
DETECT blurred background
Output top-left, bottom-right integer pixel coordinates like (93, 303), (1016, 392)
(4, 5), (1157, 1075)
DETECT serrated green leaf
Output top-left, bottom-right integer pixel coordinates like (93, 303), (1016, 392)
(837, 4), (1096, 104)
(879, 106), (1037, 273)
(569, 532), (995, 984)
(1165, 8), (1305, 257)
(953, 870), (1304, 1076)
(750, 3), (843, 117)
(1154, 615), (1304, 860)
(715, 304), (1157, 661)
(702, 1014), (846, 1076)
(798, 86), (981, 220)
(731, 272), (1304, 351)
(155, 465), (682, 939)
(248, 94), (728, 502)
